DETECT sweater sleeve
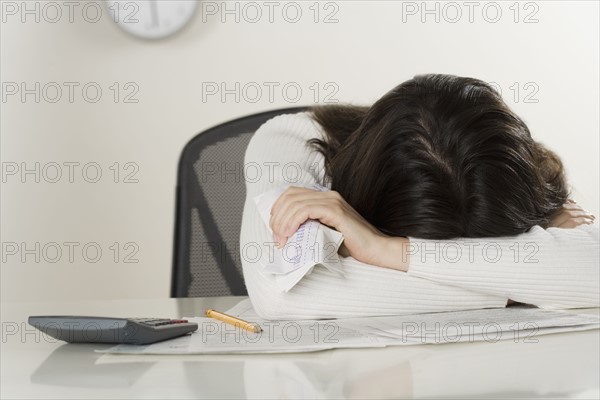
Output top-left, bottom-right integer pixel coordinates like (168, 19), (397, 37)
(406, 223), (600, 309)
(239, 112), (508, 320)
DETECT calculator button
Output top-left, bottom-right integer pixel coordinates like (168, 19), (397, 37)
(140, 319), (168, 326)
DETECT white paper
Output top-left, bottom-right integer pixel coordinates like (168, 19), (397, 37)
(97, 300), (600, 355)
(97, 319), (390, 355)
(337, 305), (600, 345)
(253, 183), (345, 292)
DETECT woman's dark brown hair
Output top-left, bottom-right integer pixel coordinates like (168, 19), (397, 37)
(308, 74), (569, 239)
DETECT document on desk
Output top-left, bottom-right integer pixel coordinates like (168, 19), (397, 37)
(97, 299), (600, 355)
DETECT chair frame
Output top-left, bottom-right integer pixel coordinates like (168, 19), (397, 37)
(171, 106), (310, 297)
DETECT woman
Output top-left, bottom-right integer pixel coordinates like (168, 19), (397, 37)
(240, 74), (598, 320)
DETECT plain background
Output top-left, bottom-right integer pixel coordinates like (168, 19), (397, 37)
(1, 1), (598, 302)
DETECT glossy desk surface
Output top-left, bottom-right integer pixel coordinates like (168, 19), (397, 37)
(1, 297), (599, 399)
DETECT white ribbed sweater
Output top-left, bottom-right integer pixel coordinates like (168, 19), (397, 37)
(239, 111), (599, 320)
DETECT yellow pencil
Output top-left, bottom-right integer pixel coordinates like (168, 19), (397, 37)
(205, 309), (263, 333)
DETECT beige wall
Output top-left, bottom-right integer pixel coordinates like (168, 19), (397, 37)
(2, 1), (598, 301)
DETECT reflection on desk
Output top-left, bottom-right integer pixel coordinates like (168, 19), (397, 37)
(2, 297), (599, 399)
(31, 344), (152, 388)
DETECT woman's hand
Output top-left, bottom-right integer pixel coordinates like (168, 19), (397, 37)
(269, 186), (409, 271)
(548, 199), (596, 228)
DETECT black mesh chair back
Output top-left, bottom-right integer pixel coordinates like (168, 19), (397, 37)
(172, 107), (310, 297)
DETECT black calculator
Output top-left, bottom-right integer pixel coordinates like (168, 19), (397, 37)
(28, 316), (198, 345)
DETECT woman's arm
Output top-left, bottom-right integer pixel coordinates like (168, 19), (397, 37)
(240, 112), (508, 320)
(269, 179), (600, 310)
(404, 222), (599, 309)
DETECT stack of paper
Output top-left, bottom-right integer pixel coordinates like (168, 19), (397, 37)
(97, 300), (600, 355)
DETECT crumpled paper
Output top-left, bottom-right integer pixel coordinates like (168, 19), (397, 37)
(253, 183), (345, 292)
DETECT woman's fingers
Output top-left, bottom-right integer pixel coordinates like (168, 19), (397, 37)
(278, 201), (317, 237)
(275, 202), (340, 248)
(269, 189), (295, 232)
(553, 210), (593, 225)
(561, 202), (587, 212)
(269, 188), (313, 234)
(562, 202), (595, 217)
(269, 188), (348, 248)
(550, 213), (592, 228)
(558, 217), (594, 229)
(275, 201), (315, 247)
(548, 201), (596, 228)
(270, 186), (310, 217)
(269, 187), (337, 247)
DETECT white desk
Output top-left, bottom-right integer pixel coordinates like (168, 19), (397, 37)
(1, 297), (599, 399)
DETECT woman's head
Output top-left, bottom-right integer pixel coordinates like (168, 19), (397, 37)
(309, 74), (569, 239)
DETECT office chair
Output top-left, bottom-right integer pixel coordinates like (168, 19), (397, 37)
(171, 106), (310, 297)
